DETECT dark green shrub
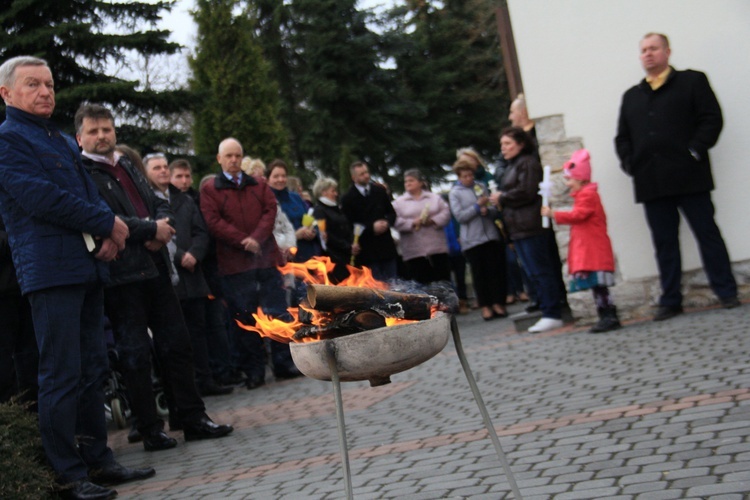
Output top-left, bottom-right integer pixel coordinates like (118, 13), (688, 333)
(0, 400), (57, 499)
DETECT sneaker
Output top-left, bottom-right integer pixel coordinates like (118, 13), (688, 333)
(528, 317), (564, 333)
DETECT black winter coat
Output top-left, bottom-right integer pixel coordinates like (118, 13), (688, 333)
(615, 68), (723, 203)
(499, 153), (544, 241)
(168, 185), (211, 300)
(340, 183), (397, 265)
(312, 202), (353, 268)
(83, 156), (175, 286)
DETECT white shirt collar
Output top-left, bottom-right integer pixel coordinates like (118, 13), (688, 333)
(81, 150), (121, 167)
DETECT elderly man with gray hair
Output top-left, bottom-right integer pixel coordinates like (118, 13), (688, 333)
(0, 55), (153, 499)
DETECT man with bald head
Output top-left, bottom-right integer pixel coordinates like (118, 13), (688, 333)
(201, 138), (297, 389)
(615, 33), (739, 321)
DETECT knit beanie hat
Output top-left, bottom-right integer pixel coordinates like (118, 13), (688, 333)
(563, 149), (592, 182)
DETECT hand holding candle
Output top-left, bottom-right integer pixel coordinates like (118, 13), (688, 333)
(415, 203), (430, 231)
(315, 219), (327, 251)
(350, 223), (365, 265)
(538, 165), (552, 228)
(301, 213), (315, 228)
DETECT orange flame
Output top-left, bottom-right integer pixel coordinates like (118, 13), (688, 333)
(240, 256), (420, 343)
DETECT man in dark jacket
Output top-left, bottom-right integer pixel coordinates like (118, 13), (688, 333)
(615, 33), (739, 321)
(341, 161), (399, 281)
(0, 56), (152, 499)
(143, 153), (232, 396)
(76, 103), (233, 453)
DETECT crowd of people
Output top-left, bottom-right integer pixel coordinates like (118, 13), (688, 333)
(0, 32), (742, 499)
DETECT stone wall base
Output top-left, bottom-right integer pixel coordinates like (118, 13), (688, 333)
(567, 258), (750, 325)
(534, 114), (749, 325)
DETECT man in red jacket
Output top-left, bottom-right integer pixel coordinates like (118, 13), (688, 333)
(200, 138), (299, 390)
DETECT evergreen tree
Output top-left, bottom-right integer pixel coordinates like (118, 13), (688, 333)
(385, 0), (509, 179)
(0, 0), (191, 150)
(290, 0), (393, 182)
(190, 0), (288, 165)
(253, 0), (310, 180)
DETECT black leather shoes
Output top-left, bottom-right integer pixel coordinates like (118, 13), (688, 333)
(183, 415), (233, 441)
(245, 376), (266, 390)
(198, 380), (234, 396)
(653, 305), (683, 322)
(274, 365), (303, 380)
(89, 461), (155, 486)
(217, 371), (246, 386)
(720, 296), (741, 309)
(127, 425), (142, 443)
(63, 479), (116, 500)
(142, 429), (178, 452)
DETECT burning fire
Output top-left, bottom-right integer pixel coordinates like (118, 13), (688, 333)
(237, 256), (421, 343)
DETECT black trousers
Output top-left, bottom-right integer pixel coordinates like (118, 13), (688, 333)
(463, 240), (507, 308)
(0, 291), (38, 407)
(180, 297), (213, 386)
(105, 267), (205, 433)
(644, 192), (737, 307)
(404, 253), (452, 285)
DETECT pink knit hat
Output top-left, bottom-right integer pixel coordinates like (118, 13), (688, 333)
(563, 149), (592, 182)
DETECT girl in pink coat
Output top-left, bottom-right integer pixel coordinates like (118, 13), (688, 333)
(541, 149), (621, 333)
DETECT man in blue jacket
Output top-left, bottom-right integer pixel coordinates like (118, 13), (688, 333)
(0, 56), (154, 499)
(615, 33), (739, 321)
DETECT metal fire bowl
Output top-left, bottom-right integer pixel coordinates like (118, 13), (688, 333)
(290, 312), (450, 387)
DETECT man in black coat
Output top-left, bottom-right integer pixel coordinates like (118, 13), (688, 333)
(341, 161), (398, 281)
(144, 154), (233, 397)
(615, 33), (739, 321)
(76, 103), (233, 452)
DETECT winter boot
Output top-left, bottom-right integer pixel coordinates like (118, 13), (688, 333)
(589, 306), (621, 333)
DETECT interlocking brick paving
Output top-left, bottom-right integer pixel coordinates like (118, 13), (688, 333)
(110, 301), (750, 499)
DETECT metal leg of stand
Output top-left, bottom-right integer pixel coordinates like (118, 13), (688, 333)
(450, 316), (524, 500)
(325, 342), (354, 500)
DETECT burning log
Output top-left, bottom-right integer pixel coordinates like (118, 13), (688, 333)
(293, 310), (386, 341)
(307, 285), (433, 320)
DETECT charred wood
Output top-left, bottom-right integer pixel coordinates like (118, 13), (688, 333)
(306, 285), (432, 320)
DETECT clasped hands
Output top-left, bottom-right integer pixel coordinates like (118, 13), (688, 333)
(96, 217), (178, 262)
(95, 216), (130, 262)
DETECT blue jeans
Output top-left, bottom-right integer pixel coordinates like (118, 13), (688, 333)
(222, 268), (294, 379)
(28, 283), (114, 483)
(644, 192), (737, 307)
(514, 232), (562, 319)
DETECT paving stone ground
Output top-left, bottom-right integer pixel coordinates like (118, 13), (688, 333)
(110, 300), (750, 499)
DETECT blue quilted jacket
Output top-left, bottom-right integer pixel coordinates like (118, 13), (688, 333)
(0, 107), (114, 294)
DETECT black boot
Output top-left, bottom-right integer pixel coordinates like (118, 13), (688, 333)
(589, 306), (621, 333)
